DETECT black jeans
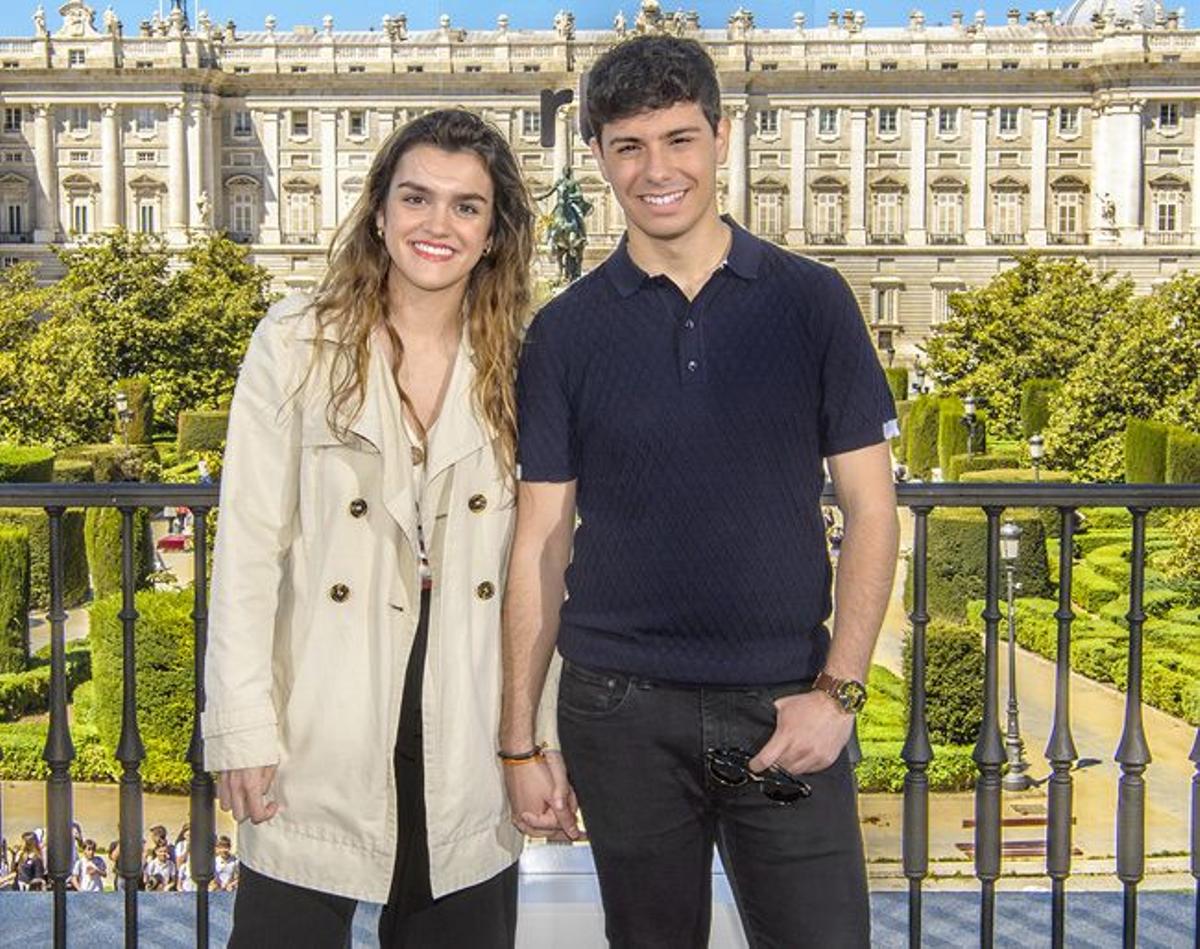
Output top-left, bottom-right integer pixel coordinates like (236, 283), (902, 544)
(558, 660), (870, 949)
(228, 590), (519, 949)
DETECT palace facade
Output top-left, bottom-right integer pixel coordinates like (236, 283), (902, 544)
(2, 0), (1199, 363)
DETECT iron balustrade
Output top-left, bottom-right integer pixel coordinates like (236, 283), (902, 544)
(0, 480), (1198, 948)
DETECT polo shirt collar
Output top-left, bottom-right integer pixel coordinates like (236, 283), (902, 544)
(605, 215), (762, 298)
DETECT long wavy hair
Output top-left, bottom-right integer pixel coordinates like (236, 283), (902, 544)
(310, 109), (535, 481)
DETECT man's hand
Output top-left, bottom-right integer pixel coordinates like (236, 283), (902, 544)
(748, 691), (854, 776)
(217, 766), (279, 824)
(503, 751), (582, 842)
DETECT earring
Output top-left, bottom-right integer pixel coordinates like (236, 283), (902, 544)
(483, 239), (493, 256)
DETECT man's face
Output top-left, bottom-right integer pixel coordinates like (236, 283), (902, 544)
(591, 101), (728, 245)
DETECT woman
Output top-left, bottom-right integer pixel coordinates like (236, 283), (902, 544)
(203, 109), (567, 947)
(15, 832), (45, 891)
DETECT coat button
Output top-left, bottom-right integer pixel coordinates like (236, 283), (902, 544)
(349, 498), (368, 518)
(468, 493), (488, 513)
(475, 581), (495, 600)
(411, 445), (425, 465)
(330, 583), (350, 603)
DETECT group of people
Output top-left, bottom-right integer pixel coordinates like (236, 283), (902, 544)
(204, 34), (898, 949)
(0, 824), (239, 893)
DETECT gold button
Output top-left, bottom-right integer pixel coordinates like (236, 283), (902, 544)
(468, 493), (488, 513)
(411, 445), (425, 465)
(330, 583), (350, 603)
(475, 581), (495, 600)
(349, 498), (368, 518)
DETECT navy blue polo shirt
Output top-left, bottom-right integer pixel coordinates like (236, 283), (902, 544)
(517, 220), (897, 685)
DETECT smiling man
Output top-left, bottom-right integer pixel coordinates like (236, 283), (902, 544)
(500, 36), (899, 948)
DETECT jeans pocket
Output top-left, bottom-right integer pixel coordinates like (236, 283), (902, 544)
(558, 661), (633, 719)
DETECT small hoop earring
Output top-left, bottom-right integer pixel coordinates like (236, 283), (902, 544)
(483, 239), (494, 256)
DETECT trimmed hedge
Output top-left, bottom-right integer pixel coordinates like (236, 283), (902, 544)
(52, 459), (95, 483)
(0, 526), (30, 673)
(894, 400), (913, 465)
(1166, 427), (1200, 484)
(177, 411), (229, 456)
(884, 367), (909, 406)
(114, 377), (154, 445)
(947, 453), (1021, 483)
(89, 589), (196, 791)
(84, 508), (155, 599)
(960, 468), (1072, 484)
(0, 444), (55, 483)
(1125, 419), (1169, 484)
(0, 642), (91, 721)
(0, 509), (88, 610)
(57, 443), (160, 483)
(906, 396), (942, 479)
(937, 399), (989, 477)
(0, 720), (115, 783)
(1020, 378), (1062, 439)
(903, 622), (985, 745)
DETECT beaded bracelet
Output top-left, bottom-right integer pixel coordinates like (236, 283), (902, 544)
(498, 743), (545, 765)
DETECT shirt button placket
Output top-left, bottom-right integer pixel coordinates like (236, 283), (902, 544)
(680, 306), (703, 385)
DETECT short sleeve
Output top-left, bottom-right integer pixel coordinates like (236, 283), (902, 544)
(817, 271), (899, 458)
(516, 309), (577, 482)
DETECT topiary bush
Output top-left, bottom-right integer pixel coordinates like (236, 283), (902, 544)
(114, 377), (154, 445)
(84, 508), (155, 599)
(906, 396), (942, 479)
(884, 367), (909, 406)
(0, 720), (115, 783)
(0, 509), (88, 610)
(947, 453), (1021, 483)
(1020, 378), (1062, 439)
(0, 641), (91, 720)
(903, 622), (985, 745)
(937, 399), (989, 477)
(1124, 419), (1169, 484)
(0, 444), (55, 483)
(52, 459), (95, 483)
(1165, 427), (1200, 484)
(177, 411), (229, 456)
(89, 588), (196, 791)
(0, 525), (31, 673)
(893, 400), (912, 465)
(56, 443), (160, 483)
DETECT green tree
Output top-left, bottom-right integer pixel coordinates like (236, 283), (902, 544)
(0, 263), (50, 445)
(924, 255), (1133, 439)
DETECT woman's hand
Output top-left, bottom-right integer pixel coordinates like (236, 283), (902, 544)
(217, 766), (279, 824)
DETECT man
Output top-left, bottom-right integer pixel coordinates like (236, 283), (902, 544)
(500, 35), (899, 948)
(71, 839), (107, 893)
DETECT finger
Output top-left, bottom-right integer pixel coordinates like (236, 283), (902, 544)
(245, 788), (278, 825)
(520, 809), (561, 832)
(748, 732), (786, 774)
(216, 774), (231, 812)
(228, 780), (247, 823)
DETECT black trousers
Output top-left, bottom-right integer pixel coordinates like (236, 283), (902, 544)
(558, 660), (870, 949)
(228, 590), (519, 949)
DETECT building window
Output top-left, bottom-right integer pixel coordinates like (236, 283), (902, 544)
(1001, 60), (1019, 70)
(69, 150), (89, 163)
(1062, 61), (1080, 69)
(71, 198), (90, 235)
(760, 62), (778, 71)
(940, 62), (958, 71)
(348, 110), (366, 137)
(756, 109), (779, 137)
(1160, 148), (1180, 165)
(232, 110), (252, 137)
(521, 109), (541, 137)
(406, 65), (424, 73)
(2, 108), (22, 134)
(812, 190), (844, 238)
(820, 62), (837, 72)
(872, 191), (903, 240)
(291, 153), (312, 167)
(137, 199), (157, 234)
(1054, 190), (1082, 237)
(290, 65), (307, 74)
(136, 61), (153, 69)
(68, 106), (90, 134)
(286, 190), (316, 241)
(1154, 192), (1181, 232)
(2, 62), (18, 70)
(753, 190), (784, 239)
(1058, 107), (1079, 135)
(817, 108), (838, 136)
(998, 107), (1019, 135)
(136, 150), (156, 164)
(348, 65), (366, 73)
(1159, 103), (1180, 130)
(937, 107), (958, 135)
(291, 110), (309, 138)
(932, 190), (964, 239)
(465, 65), (482, 73)
(880, 61), (898, 71)
(233, 66), (250, 74)
(877, 108), (898, 136)
(931, 284), (963, 325)
(873, 286), (899, 324)
(229, 190), (257, 240)
(4, 202), (23, 236)
(134, 108), (156, 133)
(991, 190), (1023, 238)
(68, 49), (86, 67)
(522, 64), (541, 73)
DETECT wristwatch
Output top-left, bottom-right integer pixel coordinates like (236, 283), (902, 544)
(812, 671), (868, 714)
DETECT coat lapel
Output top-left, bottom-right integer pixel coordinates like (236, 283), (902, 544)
(425, 333), (493, 485)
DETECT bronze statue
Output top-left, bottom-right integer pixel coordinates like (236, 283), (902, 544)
(540, 167), (593, 283)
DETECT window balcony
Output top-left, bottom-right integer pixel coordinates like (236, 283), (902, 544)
(1147, 230), (1186, 245)
(0, 231), (32, 243)
(988, 233), (1025, 245)
(1048, 232), (1089, 245)
(929, 232), (965, 245)
(808, 231), (847, 245)
(281, 231), (319, 245)
(869, 232), (906, 245)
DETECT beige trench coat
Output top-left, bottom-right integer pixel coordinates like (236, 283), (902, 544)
(202, 292), (557, 902)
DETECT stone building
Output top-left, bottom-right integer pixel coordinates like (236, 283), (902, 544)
(1, 0), (1198, 363)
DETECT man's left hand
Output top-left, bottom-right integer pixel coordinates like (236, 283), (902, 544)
(748, 690), (855, 776)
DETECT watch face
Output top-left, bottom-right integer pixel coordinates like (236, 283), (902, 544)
(837, 680), (868, 712)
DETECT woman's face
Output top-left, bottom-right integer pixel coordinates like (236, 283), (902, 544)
(375, 144), (495, 303)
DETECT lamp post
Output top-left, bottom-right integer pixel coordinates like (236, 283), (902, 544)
(114, 391), (133, 447)
(962, 393), (979, 459)
(913, 364), (926, 396)
(1001, 520), (1033, 791)
(1029, 433), (1045, 483)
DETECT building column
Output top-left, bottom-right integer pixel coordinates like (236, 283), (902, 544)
(1109, 99), (1144, 245)
(1192, 101), (1200, 239)
(167, 101), (190, 242)
(378, 107), (396, 142)
(100, 103), (123, 231)
(553, 104), (573, 180)
(33, 104), (59, 241)
(968, 107), (988, 246)
(908, 107), (928, 244)
(202, 99), (218, 228)
(786, 106), (807, 245)
(187, 99), (207, 231)
(848, 107), (867, 244)
(320, 107), (338, 238)
(726, 104), (748, 224)
(1028, 107), (1049, 246)
(260, 109), (281, 244)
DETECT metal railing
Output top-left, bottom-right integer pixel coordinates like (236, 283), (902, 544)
(1, 480), (1199, 949)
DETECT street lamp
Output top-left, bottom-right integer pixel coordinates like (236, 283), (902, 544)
(962, 393), (979, 459)
(1029, 433), (1045, 483)
(113, 391), (133, 447)
(1001, 520), (1033, 791)
(913, 364), (926, 396)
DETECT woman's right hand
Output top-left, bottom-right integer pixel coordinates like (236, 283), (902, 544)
(217, 766), (279, 824)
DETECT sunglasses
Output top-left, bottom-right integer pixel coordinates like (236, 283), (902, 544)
(704, 747), (812, 806)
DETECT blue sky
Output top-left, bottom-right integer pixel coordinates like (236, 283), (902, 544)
(0, 3), (1063, 37)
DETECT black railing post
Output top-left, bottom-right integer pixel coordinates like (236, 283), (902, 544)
(116, 507), (145, 948)
(188, 508), (216, 947)
(41, 507), (75, 949)
(1190, 728), (1199, 949)
(974, 507), (1006, 949)
(1115, 507), (1151, 949)
(1045, 507), (1079, 949)
(901, 506), (933, 948)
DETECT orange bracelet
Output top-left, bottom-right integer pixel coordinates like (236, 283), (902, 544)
(500, 752), (546, 767)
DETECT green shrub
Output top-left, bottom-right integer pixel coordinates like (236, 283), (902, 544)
(0, 526), (30, 673)
(959, 468), (1072, 484)
(1124, 419), (1170, 484)
(84, 508), (154, 599)
(903, 622), (985, 745)
(947, 453), (1021, 483)
(906, 396), (942, 479)
(0, 509), (88, 610)
(937, 399), (989, 477)
(1165, 427), (1200, 484)
(884, 367), (909, 406)
(1164, 510), (1200, 603)
(894, 400), (913, 465)
(0, 721), (116, 783)
(51, 459), (95, 483)
(1020, 378), (1062, 439)
(0, 444), (55, 483)
(1072, 561), (1122, 611)
(89, 589), (196, 792)
(177, 411), (229, 456)
(0, 642), (91, 721)
(114, 377), (154, 445)
(56, 443), (160, 483)
(855, 742), (978, 793)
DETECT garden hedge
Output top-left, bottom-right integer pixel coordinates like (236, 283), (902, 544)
(0, 509), (88, 610)
(906, 396), (942, 479)
(0, 720), (115, 783)
(1020, 378), (1062, 439)
(947, 453), (1021, 483)
(0, 444), (55, 483)
(903, 622), (985, 745)
(56, 443), (160, 483)
(884, 367), (909, 406)
(114, 377), (154, 445)
(84, 507), (155, 599)
(89, 589), (196, 790)
(0, 642), (91, 721)
(1125, 419), (1169, 484)
(1166, 427), (1200, 484)
(894, 400), (912, 465)
(937, 399), (989, 477)
(177, 411), (229, 456)
(51, 459), (95, 483)
(0, 526), (30, 673)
